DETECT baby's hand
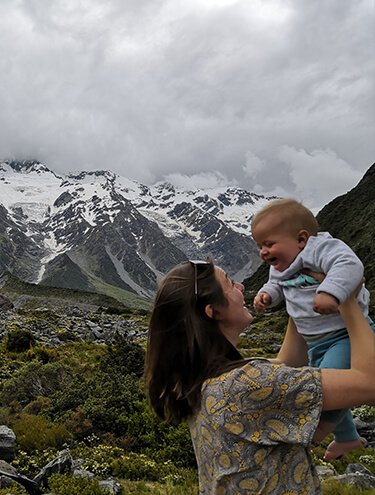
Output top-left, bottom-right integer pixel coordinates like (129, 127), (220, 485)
(313, 292), (339, 315)
(254, 292), (271, 312)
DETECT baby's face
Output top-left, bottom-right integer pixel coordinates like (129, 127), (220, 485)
(252, 216), (307, 272)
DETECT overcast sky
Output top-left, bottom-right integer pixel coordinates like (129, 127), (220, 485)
(1, 0), (373, 211)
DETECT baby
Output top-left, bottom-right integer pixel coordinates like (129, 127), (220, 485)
(252, 198), (373, 460)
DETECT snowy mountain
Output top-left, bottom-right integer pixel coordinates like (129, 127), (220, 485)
(0, 159), (275, 300)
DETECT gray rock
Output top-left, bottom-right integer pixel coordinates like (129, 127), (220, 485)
(0, 474), (14, 489)
(33, 449), (73, 488)
(329, 462), (375, 491)
(0, 295), (14, 312)
(0, 462), (41, 494)
(334, 472), (375, 490)
(353, 418), (369, 429)
(0, 460), (18, 477)
(73, 469), (95, 479)
(72, 458), (86, 470)
(345, 462), (374, 476)
(99, 477), (122, 494)
(0, 426), (16, 462)
(315, 464), (335, 478)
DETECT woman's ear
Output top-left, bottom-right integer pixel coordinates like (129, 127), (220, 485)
(205, 304), (214, 319)
(205, 304), (223, 320)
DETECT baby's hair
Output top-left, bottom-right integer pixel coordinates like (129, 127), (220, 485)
(252, 198), (319, 236)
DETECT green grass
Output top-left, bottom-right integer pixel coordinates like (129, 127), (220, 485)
(89, 276), (153, 311)
(0, 270), (152, 312)
(321, 478), (375, 494)
(118, 475), (198, 494)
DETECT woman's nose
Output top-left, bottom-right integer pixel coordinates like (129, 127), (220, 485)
(234, 282), (244, 292)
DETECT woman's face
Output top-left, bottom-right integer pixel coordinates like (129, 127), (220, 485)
(214, 267), (254, 338)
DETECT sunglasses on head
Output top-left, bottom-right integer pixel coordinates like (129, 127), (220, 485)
(189, 260), (210, 297)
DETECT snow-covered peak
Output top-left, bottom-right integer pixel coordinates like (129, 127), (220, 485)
(128, 181), (274, 236)
(0, 159), (60, 177)
(0, 159), (274, 293)
(0, 159), (277, 238)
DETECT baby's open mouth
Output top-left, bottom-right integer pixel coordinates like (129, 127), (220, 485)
(269, 257), (277, 263)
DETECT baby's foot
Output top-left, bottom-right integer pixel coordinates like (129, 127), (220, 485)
(324, 437), (367, 461)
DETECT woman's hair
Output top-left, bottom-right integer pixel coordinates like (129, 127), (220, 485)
(145, 258), (245, 423)
(252, 198), (319, 236)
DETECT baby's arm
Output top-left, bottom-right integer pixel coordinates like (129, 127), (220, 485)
(311, 235), (364, 304)
(254, 292), (272, 312)
(313, 291), (339, 315)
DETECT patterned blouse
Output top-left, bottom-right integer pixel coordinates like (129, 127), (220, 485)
(188, 359), (323, 495)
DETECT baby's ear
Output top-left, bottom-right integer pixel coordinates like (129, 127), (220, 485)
(298, 230), (309, 248)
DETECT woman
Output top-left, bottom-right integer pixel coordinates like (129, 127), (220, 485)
(145, 259), (375, 494)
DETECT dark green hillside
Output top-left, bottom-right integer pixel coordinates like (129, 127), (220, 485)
(316, 163), (375, 290)
(40, 253), (96, 292)
(244, 163), (375, 292)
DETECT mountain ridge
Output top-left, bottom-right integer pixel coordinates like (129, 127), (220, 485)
(0, 159), (273, 302)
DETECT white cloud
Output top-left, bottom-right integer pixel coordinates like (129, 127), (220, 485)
(242, 151), (266, 180)
(0, 0), (372, 209)
(164, 171), (234, 190)
(277, 145), (363, 210)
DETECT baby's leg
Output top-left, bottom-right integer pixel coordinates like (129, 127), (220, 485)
(308, 330), (362, 458)
(313, 419), (336, 443)
(324, 438), (365, 461)
(324, 410), (363, 460)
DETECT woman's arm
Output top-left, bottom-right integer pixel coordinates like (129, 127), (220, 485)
(268, 317), (309, 367)
(321, 294), (375, 410)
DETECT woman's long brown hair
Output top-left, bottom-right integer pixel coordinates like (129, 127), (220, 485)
(145, 259), (246, 423)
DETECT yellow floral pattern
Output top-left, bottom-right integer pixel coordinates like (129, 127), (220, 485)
(188, 359), (323, 494)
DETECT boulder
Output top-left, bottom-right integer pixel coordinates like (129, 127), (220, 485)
(334, 463), (375, 490)
(0, 426), (16, 462)
(0, 294), (13, 312)
(315, 464), (335, 478)
(0, 459), (41, 494)
(33, 449), (73, 488)
(99, 477), (122, 494)
(0, 474), (15, 489)
(73, 469), (95, 479)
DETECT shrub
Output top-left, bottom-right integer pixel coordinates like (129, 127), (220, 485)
(0, 360), (73, 407)
(64, 407), (94, 439)
(0, 482), (27, 494)
(12, 414), (72, 452)
(111, 452), (173, 481)
(43, 374), (91, 422)
(13, 448), (57, 478)
(80, 441), (124, 477)
(99, 333), (145, 378)
(353, 405), (375, 423)
(24, 396), (51, 415)
(5, 328), (35, 352)
(321, 476), (375, 494)
(48, 473), (112, 495)
(26, 344), (59, 363)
